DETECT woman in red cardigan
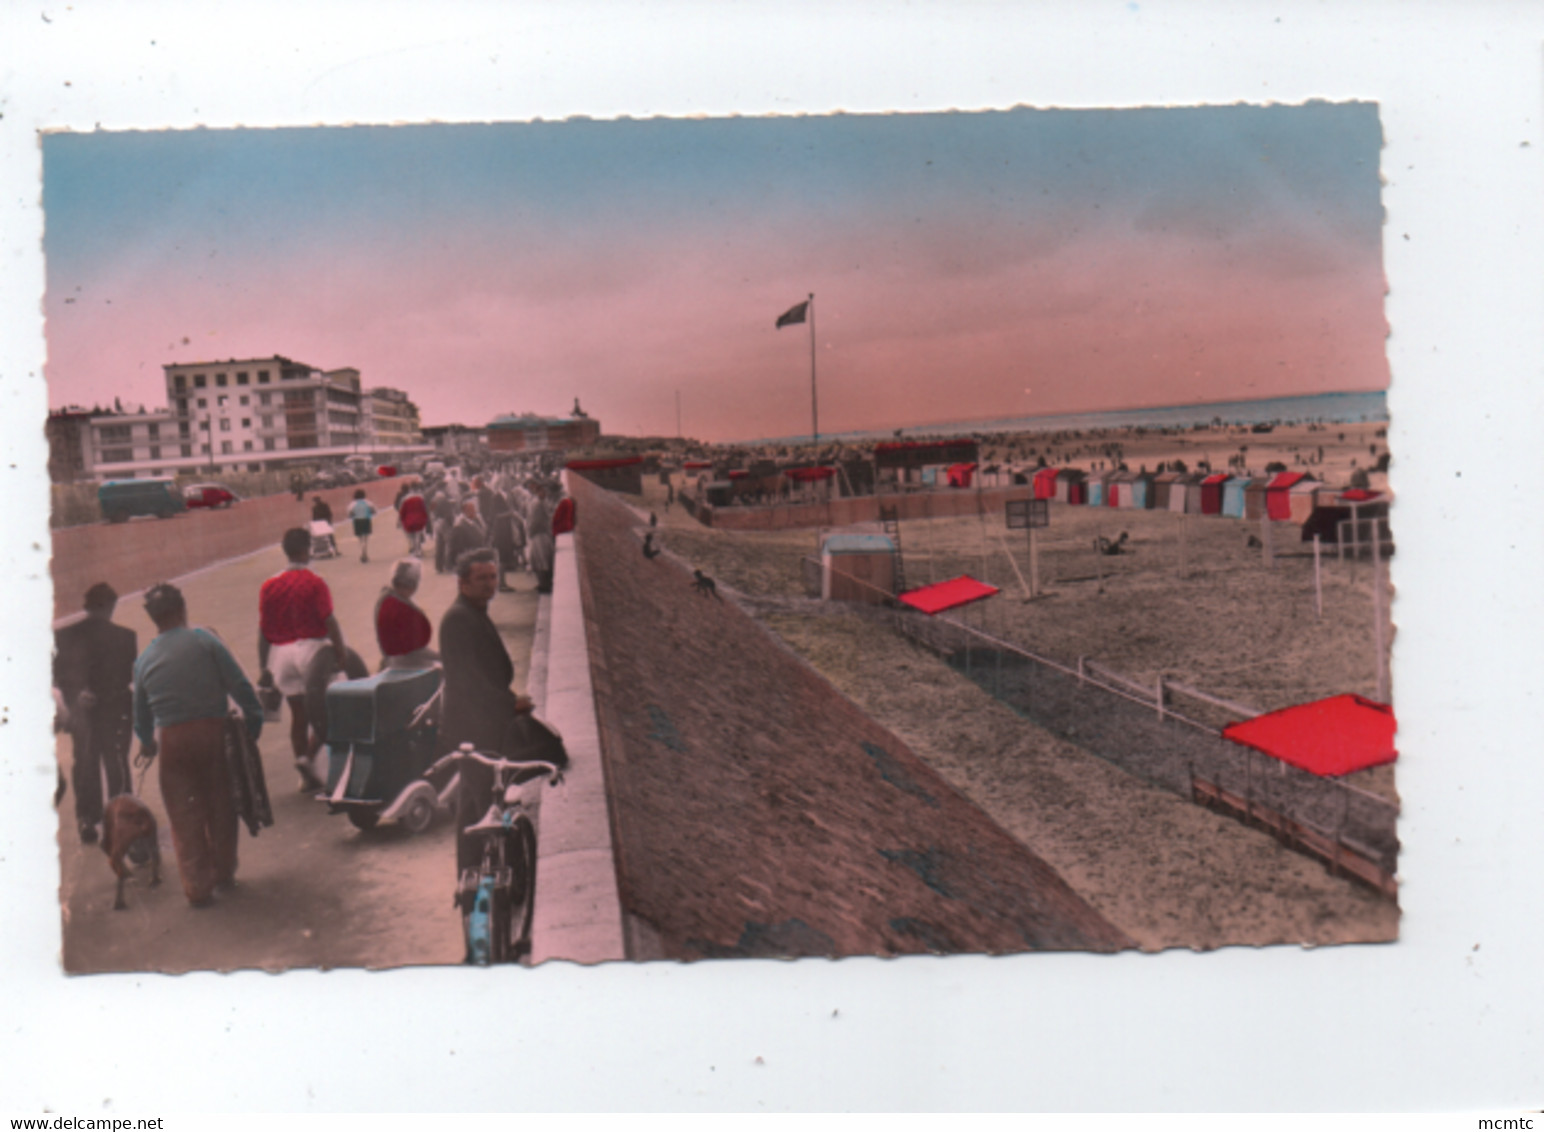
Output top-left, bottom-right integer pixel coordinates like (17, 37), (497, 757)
(375, 558), (439, 670)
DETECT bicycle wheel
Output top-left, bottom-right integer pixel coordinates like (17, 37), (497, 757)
(503, 816), (538, 961)
(462, 836), (503, 966)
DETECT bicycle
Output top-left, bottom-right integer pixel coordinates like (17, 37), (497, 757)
(428, 743), (564, 965)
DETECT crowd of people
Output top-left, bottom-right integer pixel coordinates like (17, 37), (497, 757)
(54, 465), (574, 911)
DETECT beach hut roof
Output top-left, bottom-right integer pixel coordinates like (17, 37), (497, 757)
(1055, 468), (1086, 481)
(1221, 694), (1396, 778)
(899, 575), (999, 615)
(1267, 471), (1310, 490)
(1154, 471), (1184, 484)
(1202, 473), (1230, 485)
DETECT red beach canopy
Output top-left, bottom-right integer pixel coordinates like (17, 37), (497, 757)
(899, 575), (999, 615)
(682, 460), (713, 470)
(566, 457), (643, 471)
(1221, 694), (1397, 777)
(785, 466), (836, 482)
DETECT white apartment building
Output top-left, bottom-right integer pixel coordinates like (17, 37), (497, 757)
(69, 355), (431, 480)
(361, 386), (423, 448)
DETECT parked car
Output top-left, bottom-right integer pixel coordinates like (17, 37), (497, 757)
(98, 478), (186, 523)
(184, 483), (240, 509)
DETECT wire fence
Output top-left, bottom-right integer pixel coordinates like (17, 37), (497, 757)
(799, 555), (1399, 895)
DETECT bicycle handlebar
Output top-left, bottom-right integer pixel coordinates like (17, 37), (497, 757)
(428, 743), (563, 780)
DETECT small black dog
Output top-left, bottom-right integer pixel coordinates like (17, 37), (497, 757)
(691, 569), (720, 599)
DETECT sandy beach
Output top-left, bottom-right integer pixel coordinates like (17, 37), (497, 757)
(629, 416), (1397, 950)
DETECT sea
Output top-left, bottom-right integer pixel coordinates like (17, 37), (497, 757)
(740, 390), (1387, 446)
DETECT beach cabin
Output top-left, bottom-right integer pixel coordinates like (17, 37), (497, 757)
(1199, 472), (1230, 515)
(1184, 473), (1206, 514)
(1108, 470), (1136, 508)
(1152, 471), (1183, 510)
(1221, 476), (1251, 519)
(1086, 470), (1108, 507)
(946, 463), (977, 488)
(1131, 472), (1155, 509)
(1265, 472), (1310, 521)
(1056, 468), (1087, 505)
(820, 532), (897, 603)
(1033, 466), (1060, 500)
(1287, 478), (1319, 524)
(1167, 473), (1195, 513)
(1244, 478), (1273, 521)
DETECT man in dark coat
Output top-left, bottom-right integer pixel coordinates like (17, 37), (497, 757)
(439, 549), (541, 872)
(53, 583), (138, 843)
(446, 499), (488, 570)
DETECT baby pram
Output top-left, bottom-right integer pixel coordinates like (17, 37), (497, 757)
(309, 519), (339, 559)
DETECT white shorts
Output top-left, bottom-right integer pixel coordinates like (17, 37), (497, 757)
(269, 637), (328, 697)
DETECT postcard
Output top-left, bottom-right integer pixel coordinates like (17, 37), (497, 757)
(43, 105), (1397, 975)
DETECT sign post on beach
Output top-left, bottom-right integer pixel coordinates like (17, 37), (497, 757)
(1005, 499), (1048, 598)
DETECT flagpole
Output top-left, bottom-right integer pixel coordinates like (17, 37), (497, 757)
(808, 292), (818, 446)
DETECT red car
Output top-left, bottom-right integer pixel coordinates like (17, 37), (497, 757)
(183, 483), (240, 509)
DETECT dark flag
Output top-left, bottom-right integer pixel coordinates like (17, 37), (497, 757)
(775, 300), (809, 329)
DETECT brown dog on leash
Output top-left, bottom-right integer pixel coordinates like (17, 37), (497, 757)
(101, 794), (161, 910)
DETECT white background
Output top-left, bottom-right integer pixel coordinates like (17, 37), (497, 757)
(1, 0), (1540, 1114)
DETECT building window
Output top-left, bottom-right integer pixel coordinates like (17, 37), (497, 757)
(101, 447), (132, 463)
(239, 395), (249, 406)
(258, 370), (270, 382)
(261, 415), (273, 428)
(99, 424), (132, 443)
(240, 418), (250, 428)
(181, 444), (192, 458)
(196, 398), (207, 409)
(194, 374), (206, 388)
(173, 375), (186, 392)
(147, 423), (160, 440)
(248, 462), (261, 472)
(237, 372), (249, 385)
(263, 439), (276, 451)
(216, 373), (228, 386)
(219, 419), (231, 432)
(178, 421), (190, 438)
(220, 441), (233, 455)
(217, 394), (228, 408)
(175, 398), (188, 416)
(243, 440), (253, 451)
(201, 444), (210, 455)
(149, 445), (161, 460)
(259, 392), (271, 406)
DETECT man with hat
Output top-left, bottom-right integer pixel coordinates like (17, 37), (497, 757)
(132, 583), (264, 907)
(53, 582), (137, 844)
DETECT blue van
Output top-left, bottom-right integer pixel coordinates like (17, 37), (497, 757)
(98, 478), (187, 523)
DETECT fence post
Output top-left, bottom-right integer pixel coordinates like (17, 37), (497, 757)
(1372, 520), (1388, 703)
(1311, 533), (1323, 619)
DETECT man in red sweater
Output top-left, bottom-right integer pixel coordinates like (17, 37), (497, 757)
(258, 528), (347, 791)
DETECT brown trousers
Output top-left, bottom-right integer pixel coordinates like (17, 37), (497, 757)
(157, 717), (238, 904)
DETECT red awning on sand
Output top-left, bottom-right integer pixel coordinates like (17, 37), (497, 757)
(899, 575), (999, 615)
(1340, 488), (1381, 503)
(1221, 694), (1396, 777)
